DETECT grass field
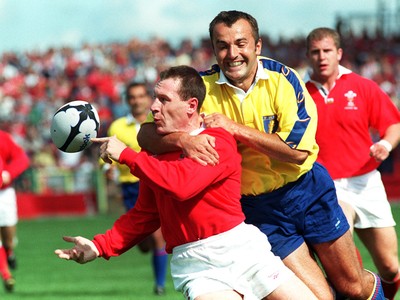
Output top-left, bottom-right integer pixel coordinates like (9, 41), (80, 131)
(2, 203), (400, 299)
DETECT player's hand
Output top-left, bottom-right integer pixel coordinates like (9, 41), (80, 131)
(54, 236), (99, 264)
(1, 170), (11, 186)
(91, 136), (128, 164)
(370, 143), (390, 162)
(179, 133), (219, 166)
(203, 113), (237, 135)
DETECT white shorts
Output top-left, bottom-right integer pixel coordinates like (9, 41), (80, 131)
(170, 222), (294, 300)
(334, 170), (396, 229)
(0, 187), (18, 226)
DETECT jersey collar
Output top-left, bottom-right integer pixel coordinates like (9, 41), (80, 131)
(216, 60), (268, 93)
(304, 65), (352, 84)
(126, 113), (138, 125)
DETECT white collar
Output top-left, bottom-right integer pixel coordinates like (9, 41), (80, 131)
(189, 122), (206, 136)
(215, 60), (268, 92)
(304, 65), (352, 84)
(126, 113), (138, 125)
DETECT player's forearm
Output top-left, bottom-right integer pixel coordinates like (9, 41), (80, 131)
(382, 123), (400, 150)
(232, 122), (308, 165)
(137, 123), (185, 154)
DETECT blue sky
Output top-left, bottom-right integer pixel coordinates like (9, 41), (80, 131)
(0, 0), (394, 53)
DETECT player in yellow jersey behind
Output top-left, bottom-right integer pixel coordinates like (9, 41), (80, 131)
(106, 82), (168, 295)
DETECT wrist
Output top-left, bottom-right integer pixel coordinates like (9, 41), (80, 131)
(177, 132), (190, 149)
(377, 139), (393, 152)
(2, 171), (11, 185)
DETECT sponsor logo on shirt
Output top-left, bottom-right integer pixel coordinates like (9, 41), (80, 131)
(344, 90), (358, 110)
(263, 115), (278, 133)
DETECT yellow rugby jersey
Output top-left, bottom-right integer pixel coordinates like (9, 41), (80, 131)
(200, 57), (319, 195)
(107, 114), (141, 183)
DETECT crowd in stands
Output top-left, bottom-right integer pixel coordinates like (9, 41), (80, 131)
(1, 27), (399, 193)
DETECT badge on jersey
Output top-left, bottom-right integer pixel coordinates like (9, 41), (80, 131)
(263, 115), (278, 134)
(344, 90), (358, 110)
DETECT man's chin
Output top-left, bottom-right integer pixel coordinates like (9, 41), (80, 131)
(156, 128), (168, 135)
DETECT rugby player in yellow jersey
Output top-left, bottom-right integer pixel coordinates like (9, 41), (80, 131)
(138, 10), (385, 300)
(106, 82), (168, 295)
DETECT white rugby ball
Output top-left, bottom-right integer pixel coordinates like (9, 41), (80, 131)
(50, 100), (100, 153)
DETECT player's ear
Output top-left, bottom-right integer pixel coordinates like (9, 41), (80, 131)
(186, 97), (198, 114)
(255, 38), (262, 55)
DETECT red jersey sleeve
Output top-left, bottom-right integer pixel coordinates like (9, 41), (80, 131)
(366, 80), (400, 136)
(119, 128), (240, 201)
(93, 182), (160, 259)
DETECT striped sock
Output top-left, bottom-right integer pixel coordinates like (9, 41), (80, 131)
(366, 271), (386, 300)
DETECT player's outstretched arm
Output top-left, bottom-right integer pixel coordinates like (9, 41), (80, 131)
(54, 236), (99, 264)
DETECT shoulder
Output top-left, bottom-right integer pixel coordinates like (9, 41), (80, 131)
(108, 116), (128, 131)
(199, 64), (220, 83)
(258, 56), (295, 75)
(259, 56), (303, 84)
(201, 127), (236, 148)
(341, 72), (382, 90)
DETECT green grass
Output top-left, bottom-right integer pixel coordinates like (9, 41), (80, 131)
(2, 204), (400, 299)
(4, 214), (181, 300)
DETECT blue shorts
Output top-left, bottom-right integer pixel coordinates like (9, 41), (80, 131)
(240, 162), (349, 259)
(121, 182), (140, 211)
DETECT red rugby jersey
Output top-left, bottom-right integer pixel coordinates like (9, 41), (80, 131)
(93, 127), (244, 256)
(306, 70), (400, 179)
(0, 130), (30, 189)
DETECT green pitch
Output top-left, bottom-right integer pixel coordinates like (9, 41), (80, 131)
(2, 204), (400, 299)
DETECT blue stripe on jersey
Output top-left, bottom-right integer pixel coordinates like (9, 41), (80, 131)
(199, 64), (220, 76)
(260, 58), (310, 149)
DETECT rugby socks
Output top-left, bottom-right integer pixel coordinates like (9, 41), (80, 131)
(355, 246), (363, 267)
(366, 270), (385, 300)
(381, 270), (400, 300)
(152, 247), (168, 288)
(0, 246), (11, 280)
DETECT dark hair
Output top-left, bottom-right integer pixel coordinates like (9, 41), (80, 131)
(159, 65), (206, 111)
(306, 27), (341, 52)
(209, 10), (260, 44)
(125, 82), (148, 100)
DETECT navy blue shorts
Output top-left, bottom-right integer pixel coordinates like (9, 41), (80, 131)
(121, 182), (140, 211)
(240, 162), (349, 259)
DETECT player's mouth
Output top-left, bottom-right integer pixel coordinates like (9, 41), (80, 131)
(319, 64), (328, 71)
(227, 61), (243, 68)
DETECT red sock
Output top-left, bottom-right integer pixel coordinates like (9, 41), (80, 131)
(381, 271), (400, 300)
(0, 246), (11, 280)
(355, 246), (363, 267)
(5, 248), (14, 258)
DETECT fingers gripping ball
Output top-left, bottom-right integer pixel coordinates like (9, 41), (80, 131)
(51, 100), (100, 153)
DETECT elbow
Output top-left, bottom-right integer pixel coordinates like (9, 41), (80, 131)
(137, 129), (146, 149)
(291, 150), (309, 165)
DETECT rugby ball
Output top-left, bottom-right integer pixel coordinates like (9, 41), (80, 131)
(50, 100), (100, 153)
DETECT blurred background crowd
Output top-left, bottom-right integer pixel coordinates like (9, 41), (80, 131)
(1, 24), (400, 196)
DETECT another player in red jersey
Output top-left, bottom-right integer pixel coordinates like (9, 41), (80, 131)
(0, 130), (30, 292)
(55, 65), (317, 300)
(305, 27), (400, 300)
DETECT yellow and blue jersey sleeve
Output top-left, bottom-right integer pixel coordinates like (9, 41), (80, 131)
(200, 57), (319, 195)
